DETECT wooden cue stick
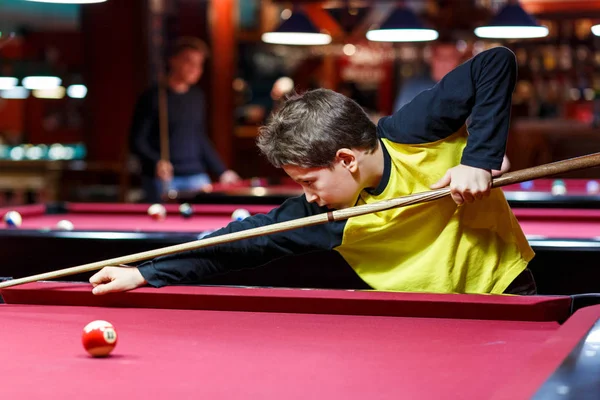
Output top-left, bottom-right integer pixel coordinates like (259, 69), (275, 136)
(158, 78), (169, 163)
(158, 77), (171, 195)
(1, 152), (600, 289)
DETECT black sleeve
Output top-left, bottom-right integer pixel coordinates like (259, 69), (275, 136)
(377, 47), (517, 171)
(137, 197), (344, 287)
(130, 89), (160, 165)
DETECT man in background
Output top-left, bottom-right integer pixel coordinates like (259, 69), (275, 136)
(130, 37), (240, 203)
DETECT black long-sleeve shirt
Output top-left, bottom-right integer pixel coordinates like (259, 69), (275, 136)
(130, 86), (227, 177)
(138, 47), (525, 293)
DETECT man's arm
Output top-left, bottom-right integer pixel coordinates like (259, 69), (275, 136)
(198, 135), (227, 177)
(378, 47), (517, 171)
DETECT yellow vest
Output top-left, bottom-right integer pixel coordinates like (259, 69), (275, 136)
(335, 131), (534, 294)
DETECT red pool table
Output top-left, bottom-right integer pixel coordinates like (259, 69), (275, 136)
(167, 177), (303, 205)
(1, 203), (600, 294)
(1, 282), (599, 399)
(1, 202), (274, 233)
(502, 178), (600, 208)
(166, 177), (600, 208)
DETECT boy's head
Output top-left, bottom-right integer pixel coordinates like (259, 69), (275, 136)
(257, 89), (379, 209)
(168, 37), (210, 85)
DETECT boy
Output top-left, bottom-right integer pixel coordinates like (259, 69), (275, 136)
(91, 46), (535, 296)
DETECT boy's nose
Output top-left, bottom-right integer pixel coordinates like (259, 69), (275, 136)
(305, 192), (319, 203)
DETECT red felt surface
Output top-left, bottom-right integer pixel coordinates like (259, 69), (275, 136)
(1, 284), (598, 399)
(492, 305), (600, 400)
(513, 208), (600, 239)
(0, 203), (275, 232)
(0, 282), (573, 322)
(0, 302), (564, 399)
(2, 283), (598, 399)
(2, 202), (600, 239)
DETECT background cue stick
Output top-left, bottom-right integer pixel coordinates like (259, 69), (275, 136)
(158, 65), (170, 195)
(1, 152), (600, 289)
(158, 79), (169, 162)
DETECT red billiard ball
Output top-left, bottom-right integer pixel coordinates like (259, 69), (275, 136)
(82, 320), (118, 357)
(147, 204), (166, 221)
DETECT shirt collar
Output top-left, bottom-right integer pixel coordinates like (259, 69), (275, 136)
(365, 139), (391, 197)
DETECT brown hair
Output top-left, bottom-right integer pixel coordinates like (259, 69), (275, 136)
(257, 88), (377, 168)
(170, 36), (210, 59)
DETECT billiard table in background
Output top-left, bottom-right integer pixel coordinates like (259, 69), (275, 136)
(167, 178), (600, 209)
(1, 202), (600, 294)
(1, 282), (600, 399)
(502, 178), (600, 208)
(166, 177), (304, 205)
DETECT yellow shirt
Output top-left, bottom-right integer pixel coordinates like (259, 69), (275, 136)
(335, 131), (534, 294)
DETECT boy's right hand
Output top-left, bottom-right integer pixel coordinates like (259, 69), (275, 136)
(89, 266), (147, 295)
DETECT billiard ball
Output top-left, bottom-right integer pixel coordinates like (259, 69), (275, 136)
(551, 180), (567, 196)
(82, 320), (118, 357)
(148, 203), (166, 220)
(587, 180), (600, 194)
(56, 219), (74, 231)
(179, 203), (193, 218)
(3, 211), (22, 228)
(231, 208), (251, 221)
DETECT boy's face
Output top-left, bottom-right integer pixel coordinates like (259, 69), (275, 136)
(283, 150), (362, 210)
(170, 48), (205, 85)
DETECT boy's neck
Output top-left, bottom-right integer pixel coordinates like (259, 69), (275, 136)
(361, 141), (385, 191)
(167, 75), (190, 93)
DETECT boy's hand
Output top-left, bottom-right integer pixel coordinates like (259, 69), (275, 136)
(430, 164), (492, 205)
(89, 266), (147, 295)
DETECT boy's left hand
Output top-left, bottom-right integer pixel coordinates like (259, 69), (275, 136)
(430, 164), (492, 205)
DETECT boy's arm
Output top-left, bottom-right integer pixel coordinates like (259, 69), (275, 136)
(136, 197), (342, 287)
(378, 47), (517, 171)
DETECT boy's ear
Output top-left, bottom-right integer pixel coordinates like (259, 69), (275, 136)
(335, 148), (358, 172)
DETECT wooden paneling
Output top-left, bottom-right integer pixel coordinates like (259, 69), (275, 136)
(80, 0), (147, 163)
(522, 0), (600, 15)
(209, 0), (236, 167)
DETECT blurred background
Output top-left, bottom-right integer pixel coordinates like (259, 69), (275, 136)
(1, 0), (600, 205)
